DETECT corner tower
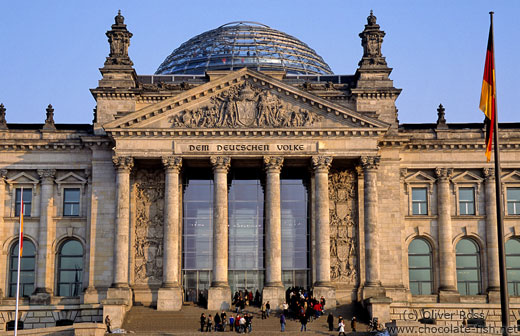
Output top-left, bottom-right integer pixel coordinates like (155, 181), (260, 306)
(353, 11), (401, 129)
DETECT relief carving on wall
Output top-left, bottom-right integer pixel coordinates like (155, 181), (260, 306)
(133, 169), (165, 284)
(329, 169), (358, 284)
(169, 81), (323, 128)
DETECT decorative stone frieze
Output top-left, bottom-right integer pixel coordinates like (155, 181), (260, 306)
(328, 169), (357, 284)
(435, 167), (453, 181)
(360, 156), (380, 170)
(133, 169), (165, 284)
(169, 82), (322, 129)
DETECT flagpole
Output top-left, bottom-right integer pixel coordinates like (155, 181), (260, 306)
(489, 11), (510, 336)
(14, 187), (23, 336)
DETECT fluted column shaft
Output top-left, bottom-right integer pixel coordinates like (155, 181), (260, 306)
(35, 169), (56, 293)
(436, 168), (457, 291)
(162, 156), (182, 287)
(484, 168), (500, 291)
(112, 157), (133, 287)
(313, 156), (332, 286)
(211, 156), (231, 287)
(362, 157), (381, 286)
(264, 156), (283, 287)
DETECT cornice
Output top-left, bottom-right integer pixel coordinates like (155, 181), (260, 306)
(105, 127), (386, 138)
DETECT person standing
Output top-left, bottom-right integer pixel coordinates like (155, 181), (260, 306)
(266, 301), (271, 317)
(280, 312), (286, 332)
(261, 302), (267, 319)
(300, 314), (307, 332)
(221, 311), (227, 331)
(214, 312), (221, 331)
(282, 301), (289, 317)
(105, 315), (112, 334)
(327, 313), (334, 331)
(229, 315), (235, 332)
(206, 314), (213, 332)
(351, 317), (357, 332)
(200, 313), (206, 332)
(338, 317), (346, 336)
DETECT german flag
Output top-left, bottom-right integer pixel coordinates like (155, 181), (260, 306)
(479, 21), (496, 162)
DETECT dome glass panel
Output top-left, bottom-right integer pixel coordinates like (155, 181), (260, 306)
(156, 22), (333, 75)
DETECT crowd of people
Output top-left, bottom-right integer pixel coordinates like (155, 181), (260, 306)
(196, 287), (369, 334)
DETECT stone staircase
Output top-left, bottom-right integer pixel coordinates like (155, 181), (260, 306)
(121, 302), (373, 335)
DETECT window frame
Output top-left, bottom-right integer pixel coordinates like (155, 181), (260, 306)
(506, 186), (520, 216)
(505, 238), (520, 296)
(14, 188), (33, 217)
(62, 188), (81, 217)
(458, 186), (476, 216)
(407, 238), (434, 295)
(56, 239), (84, 297)
(411, 187), (429, 216)
(403, 170), (436, 217)
(456, 238), (482, 296)
(8, 239), (36, 298)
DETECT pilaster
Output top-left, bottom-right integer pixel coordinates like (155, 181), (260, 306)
(32, 169), (56, 304)
(435, 167), (460, 303)
(484, 168), (500, 302)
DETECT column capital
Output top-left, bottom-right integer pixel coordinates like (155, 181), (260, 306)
(37, 169), (56, 183)
(210, 156), (231, 172)
(312, 156), (332, 172)
(435, 167), (453, 181)
(360, 156), (380, 171)
(263, 156), (284, 173)
(113, 156), (134, 172)
(162, 156), (182, 172)
(483, 167), (495, 180)
(0, 169), (7, 181)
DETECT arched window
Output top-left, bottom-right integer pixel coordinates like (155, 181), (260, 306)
(456, 238), (481, 295)
(408, 238), (433, 295)
(506, 238), (520, 296)
(57, 240), (83, 297)
(9, 239), (36, 297)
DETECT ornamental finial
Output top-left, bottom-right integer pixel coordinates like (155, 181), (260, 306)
(43, 104), (56, 130)
(436, 104), (447, 129)
(0, 103), (7, 129)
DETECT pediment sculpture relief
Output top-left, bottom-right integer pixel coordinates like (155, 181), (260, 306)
(169, 82), (323, 128)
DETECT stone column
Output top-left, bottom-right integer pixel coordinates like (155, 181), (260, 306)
(484, 168), (500, 302)
(158, 156), (183, 311)
(106, 156), (134, 305)
(312, 156), (336, 303)
(32, 169), (56, 303)
(262, 156), (285, 307)
(208, 156), (231, 310)
(436, 167), (459, 302)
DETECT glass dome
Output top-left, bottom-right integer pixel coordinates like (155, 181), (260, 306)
(156, 21), (333, 75)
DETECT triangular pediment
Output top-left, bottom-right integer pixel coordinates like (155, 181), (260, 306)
(55, 172), (87, 185)
(404, 171), (436, 183)
(451, 171), (483, 184)
(104, 68), (388, 134)
(502, 170), (520, 183)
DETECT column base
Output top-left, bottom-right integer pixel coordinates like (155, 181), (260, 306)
(487, 287), (501, 303)
(262, 285), (285, 310)
(438, 289), (460, 303)
(157, 286), (183, 311)
(107, 286), (133, 306)
(361, 283), (386, 301)
(30, 289), (51, 305)
(313, 286), (336, 308)
(207, 286), (231, 311)
(364, 296), (392, 322)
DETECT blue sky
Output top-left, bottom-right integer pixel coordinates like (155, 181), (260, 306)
(0, 1), (518, 124)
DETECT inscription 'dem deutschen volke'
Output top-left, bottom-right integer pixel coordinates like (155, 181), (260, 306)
(186, 144), (307, 152)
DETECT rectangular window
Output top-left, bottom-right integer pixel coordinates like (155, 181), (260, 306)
(459, 187), (475, 215)
(507, 187), (520, 215)
(411, 187), (428, 215)
(15, 188), (32, 217)
(63, 188), (80, 216)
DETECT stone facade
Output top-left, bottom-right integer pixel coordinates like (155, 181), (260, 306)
(0, 11), (519, 332)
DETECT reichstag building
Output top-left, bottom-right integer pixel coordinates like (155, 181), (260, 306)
(0, 10), (519, 331)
